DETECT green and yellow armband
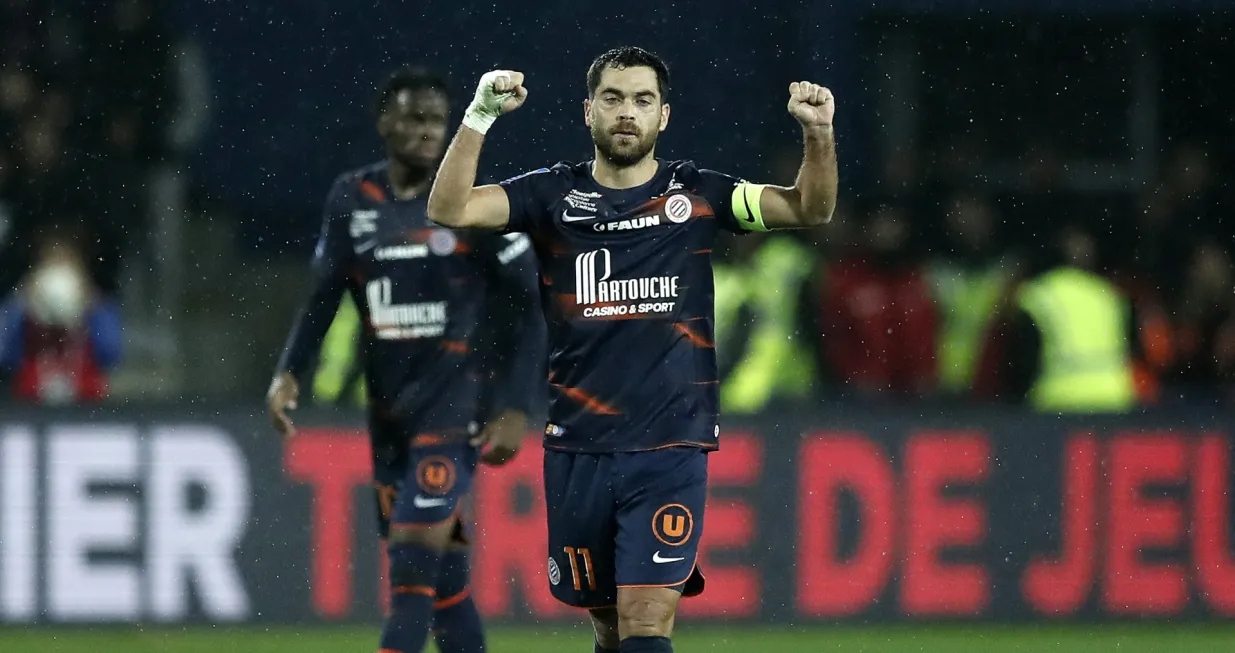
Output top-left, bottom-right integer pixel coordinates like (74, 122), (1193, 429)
(731, 182), (769, 232)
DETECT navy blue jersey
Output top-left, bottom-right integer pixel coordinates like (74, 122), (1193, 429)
(500, 160), (747, 453)
(278, 161), (543, 443)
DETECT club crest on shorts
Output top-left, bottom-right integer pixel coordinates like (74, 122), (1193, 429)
(664, 194), (692, 224)
(548, 557), (562, 586)
(416, 456), (456, 495)
(652, 503), (694, 547)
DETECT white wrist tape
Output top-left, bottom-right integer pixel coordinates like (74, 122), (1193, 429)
(462, 70), (515, 135)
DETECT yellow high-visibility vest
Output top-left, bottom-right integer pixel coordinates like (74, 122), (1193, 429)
(716, 236), (815, 414)
(1017, 268), (1135, 413)
(313, 295), (367, 406)
(930, 261), (1014, 394)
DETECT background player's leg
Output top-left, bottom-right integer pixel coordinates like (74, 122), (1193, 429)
(589, 607), (620, 652)
(615, 587), (679, 652)
(382, 443), (479, 653)
(431, 540), (485, 653)
(380, 520), (454, 653)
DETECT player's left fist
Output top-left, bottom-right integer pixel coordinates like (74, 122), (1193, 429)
(787, 81), (834, 128)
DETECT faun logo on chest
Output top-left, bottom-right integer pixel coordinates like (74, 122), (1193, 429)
(590, 193), (695, 233)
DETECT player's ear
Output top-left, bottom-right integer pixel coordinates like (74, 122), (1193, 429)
(659, 102), (670, 133)
(583, 98), (593, 127)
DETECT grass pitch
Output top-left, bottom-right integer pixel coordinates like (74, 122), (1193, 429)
(3, 624), (1233, 652)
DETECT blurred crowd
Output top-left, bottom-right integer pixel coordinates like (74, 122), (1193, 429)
(714, 142), (1235, 412)
(0, 0), (177, 403)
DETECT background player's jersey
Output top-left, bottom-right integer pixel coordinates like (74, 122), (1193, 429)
(278, 161), (543, 450)
(501, 160), (748, 453)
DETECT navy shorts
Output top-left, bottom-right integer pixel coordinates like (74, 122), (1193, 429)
(543, 446), (708, 608)
(372, 441), (479, 541)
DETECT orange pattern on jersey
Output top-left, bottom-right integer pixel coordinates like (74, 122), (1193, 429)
(552, 383), (622, 415)
(673, 322), (714, 349)
(360, 180), (388, 203)
(410, 434), (448, 447)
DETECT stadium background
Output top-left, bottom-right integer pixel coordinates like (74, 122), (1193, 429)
(3, 0), (1235, 650)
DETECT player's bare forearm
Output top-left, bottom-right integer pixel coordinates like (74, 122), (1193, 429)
(794, 124), (838, 225)
(429, 69), (528, 230)
(427, 127), (485, 228)
(756, 81), (838, 229)
(758, 127), (837, 229)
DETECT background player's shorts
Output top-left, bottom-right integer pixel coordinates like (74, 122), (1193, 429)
(543, 446), (708, 608)
(373, 441), (479, 542)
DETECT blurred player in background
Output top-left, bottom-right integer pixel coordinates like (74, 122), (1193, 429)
(266, 66), (543, 653)
(427, 47), (837, 653)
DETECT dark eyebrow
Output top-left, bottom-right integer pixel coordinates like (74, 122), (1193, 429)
(598, 87), (658, 99)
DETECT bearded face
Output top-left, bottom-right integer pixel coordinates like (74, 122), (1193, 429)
(585, 65), (668, 169)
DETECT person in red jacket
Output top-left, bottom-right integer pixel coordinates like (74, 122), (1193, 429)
(0, 225), (123, 404)
(815, 202), (937, 397)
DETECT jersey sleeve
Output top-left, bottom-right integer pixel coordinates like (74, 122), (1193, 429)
(473, 232), (546, 419)
(275, 174), (353, 379)
(498, 167), (553, 234)
(698, 169), (767, 234)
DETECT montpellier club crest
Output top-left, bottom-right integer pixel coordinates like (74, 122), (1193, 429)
(665, 194), (692, 224)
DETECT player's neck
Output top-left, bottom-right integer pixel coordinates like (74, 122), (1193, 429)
(590, 152), (658, 190)
(387, 159), (433, 200)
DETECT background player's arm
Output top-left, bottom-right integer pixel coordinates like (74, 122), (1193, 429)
(734, 82), (838, 231)
(428, 70), (528, 230)
(471, 233), (545, 465)
(267, 177), (352, 436)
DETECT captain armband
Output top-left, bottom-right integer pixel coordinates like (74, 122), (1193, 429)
(730, 182), (769, 232)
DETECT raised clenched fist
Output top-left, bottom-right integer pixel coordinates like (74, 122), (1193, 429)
(464, 70), (529, 134)
(787, 81), (834, 128)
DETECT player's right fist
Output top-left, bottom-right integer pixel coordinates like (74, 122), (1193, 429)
(487, 70), (528, 114)
(266, 371), (300, 438)
(463, 70), (528, 135)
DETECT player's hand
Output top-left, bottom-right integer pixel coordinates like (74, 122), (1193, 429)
(488, 70), (528, 115)
(267, 372), (300, 438)
(463, 70), (528, 135)
(470, 409), (526, 466)
(787, 81), (834, 128)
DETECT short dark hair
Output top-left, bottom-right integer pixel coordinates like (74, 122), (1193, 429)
(586, 46), (670, 101)
(375, 66), (449, 116)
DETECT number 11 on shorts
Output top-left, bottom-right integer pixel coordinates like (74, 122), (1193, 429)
(562, 546), (597, 591)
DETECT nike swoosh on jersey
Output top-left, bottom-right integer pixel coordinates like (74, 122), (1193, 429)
(652, 552), (686, 564)
(561, 211), (597, 222)
(412, 495), (449, 509)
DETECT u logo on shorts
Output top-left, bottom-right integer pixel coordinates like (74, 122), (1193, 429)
(416, 456), (456, 495)
(651, 503), (694, 547)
